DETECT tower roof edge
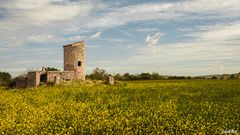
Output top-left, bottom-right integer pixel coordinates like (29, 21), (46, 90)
(63, 41), (85, 48)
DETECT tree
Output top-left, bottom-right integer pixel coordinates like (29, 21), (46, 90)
(46, 67), (60, 71)
(87, 68), (108, 80)
(230, 74), (235, 79)
(0, 72), (11, 86)
(140, 73), (152, 80)
(211, 76), (217, 79)
(114, 73), (124, 80)
(151, 72), (165, 80)
(123, 73), (131, 80)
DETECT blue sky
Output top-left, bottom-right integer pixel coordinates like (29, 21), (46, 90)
(0, 0), (240, 77)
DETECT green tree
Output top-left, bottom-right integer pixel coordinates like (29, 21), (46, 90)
(230, 74), (235, 79)
(0, 71), (11, 86)
(87, 68), (108, 80)
(46, 67), (60, 71)
(114, 73), (124, 80)
(140, 73), (151, 80)
(123, 73), (131, 80)
(211, 76), (217, 79)
(151, 72), (165, 80)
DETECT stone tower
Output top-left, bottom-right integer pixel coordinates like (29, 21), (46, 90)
(63, 41), (85, 80)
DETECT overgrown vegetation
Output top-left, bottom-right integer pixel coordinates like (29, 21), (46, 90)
(86, 68), (166, 81)
(0, 80), (239, 134)
(0, 72), (11, 86)
(45, 67), (60, 71)
(86, 68), (240, 81)
(86, 68), (108, 80)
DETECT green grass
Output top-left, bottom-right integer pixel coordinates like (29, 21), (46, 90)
(0, 80), (239, 134)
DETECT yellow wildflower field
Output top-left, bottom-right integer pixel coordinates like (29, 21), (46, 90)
(0, 80), (239, 134)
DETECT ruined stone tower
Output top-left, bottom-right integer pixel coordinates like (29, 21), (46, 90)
(63, 41), (85, 80)
(13, 41), (86, 88)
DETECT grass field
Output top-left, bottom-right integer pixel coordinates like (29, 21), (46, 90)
(0, 80), (239, 134)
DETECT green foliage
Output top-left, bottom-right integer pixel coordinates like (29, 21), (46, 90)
(0, 71), (11, 86)
(86, 68), (108, 80)
(123, 73), (141, 80)
(0, 80), (240, 134)
(46, 81), (55, 86)
(46, 67), (60, 71)
(230, 74), (235, 79)
(211, 76), (218, 79)
(168, 76), (190, 79)
(140, 73), (151, 80)
(114, 73), (124, 80)
(151, 72), (165, 80)
(121, 72), (165, 81)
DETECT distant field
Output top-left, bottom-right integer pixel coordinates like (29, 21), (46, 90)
(0, 80), (239, 134)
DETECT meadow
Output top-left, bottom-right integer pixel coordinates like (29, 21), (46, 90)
(0, 80), (239, 134)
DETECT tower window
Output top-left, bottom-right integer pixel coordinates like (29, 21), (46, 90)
(78, 61), (81, 66)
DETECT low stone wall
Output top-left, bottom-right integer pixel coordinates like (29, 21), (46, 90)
(47, 71), (75, 83)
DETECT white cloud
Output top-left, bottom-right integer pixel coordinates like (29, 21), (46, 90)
(1, 0), (93, 24)
(86, 0), (240, 29)
(89, 21), (240, 76)
(0, 0), (95, 47)
(10, 0), (49, 10)
(133, 22), (240, 75)
(200, 22), (240, 42)
(145, 32), (164, 54)
(87, 45), (100, 49)
(1, 0), (240, 47)
(24, 5), (90, 24)
(68, 35), (82, 41)
(89, 32), (102, 39)
(179, 21), (240, 43)
(116, 44), (135, 50)
(137, 28), (159, 32)
(99, 38), (126, 43)
(28, 34), (53, 43)
(0, 48), (8, 52)
(145, 32), (164, 47)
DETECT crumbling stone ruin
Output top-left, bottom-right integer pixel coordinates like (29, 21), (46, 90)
(107, 75), (115, 85)
(14, 41), (85, 88)
(223, 74), (228, 80)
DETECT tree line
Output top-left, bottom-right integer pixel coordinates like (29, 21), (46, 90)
(1, 67), (240, 87)
(86, 68), (194, 81)
(86, 68), (240, 81)
(86, 68), (166, 81)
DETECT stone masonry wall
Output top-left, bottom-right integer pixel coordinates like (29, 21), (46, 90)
(63, 41), (85, 81)
(47, 71), (75, 83)
(27, 71), (40, 87)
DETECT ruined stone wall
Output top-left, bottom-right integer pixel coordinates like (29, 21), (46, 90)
(47, 71), (75, 83)
(27, 71), (40, 87)
(223, 74), (228, 80)
(108, 76), (114, 85)
(63, 41), (85, 80)
(16, 78), (27, 88)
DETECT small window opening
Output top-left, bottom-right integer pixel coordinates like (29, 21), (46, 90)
(78, 61), (81, 66)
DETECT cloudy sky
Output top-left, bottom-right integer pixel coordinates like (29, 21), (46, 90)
(0, 0), (240, 77)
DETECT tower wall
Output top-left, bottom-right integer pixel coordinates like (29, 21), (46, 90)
(63, 41), (85, 80)
(27, 71), (40, 87)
